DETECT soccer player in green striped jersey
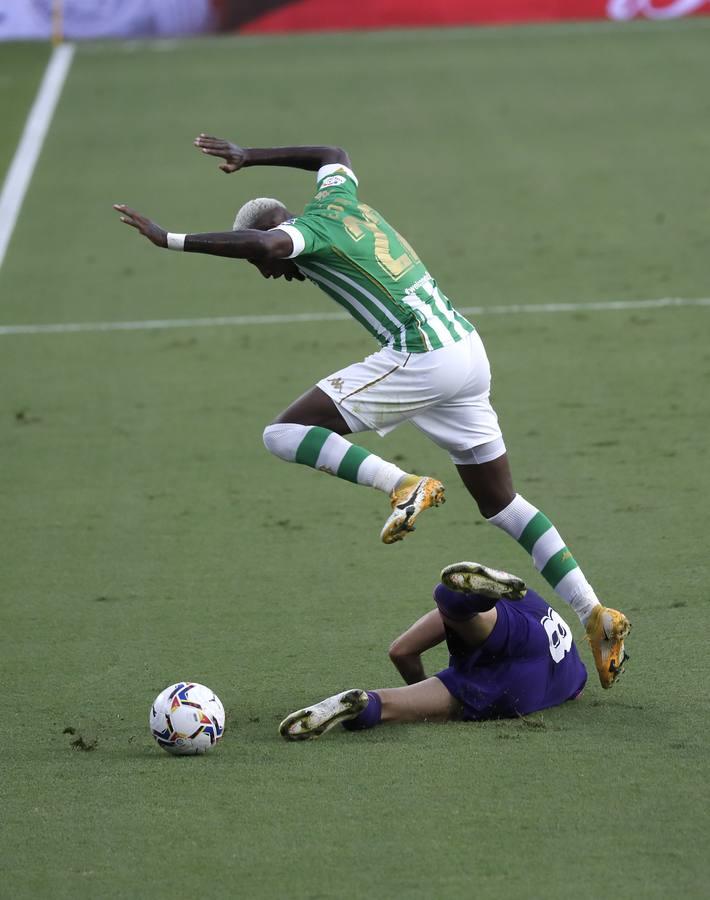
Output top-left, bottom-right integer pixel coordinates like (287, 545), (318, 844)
(114, 136), (630, 689)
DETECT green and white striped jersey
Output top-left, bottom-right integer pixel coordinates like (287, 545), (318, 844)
(276, 164), (474, 354)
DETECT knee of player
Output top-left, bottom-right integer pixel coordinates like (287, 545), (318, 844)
(262, 423), (278, 454)
(388, 636), (407, 662)
(262, 422), (307, 461)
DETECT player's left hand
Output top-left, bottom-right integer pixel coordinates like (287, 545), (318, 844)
(113, 205), (167, 248)
(193, 134), (246, 174)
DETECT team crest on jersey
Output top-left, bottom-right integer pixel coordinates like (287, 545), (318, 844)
(321, 175), (346, 187)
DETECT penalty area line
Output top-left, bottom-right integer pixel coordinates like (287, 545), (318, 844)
(0, 296), (708, 337)
(0, 43), (75, 271)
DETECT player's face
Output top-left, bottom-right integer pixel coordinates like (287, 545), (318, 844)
(254, 207), (292, 230)
(249, 207), (303, 280)
(249, 258), (304, 282)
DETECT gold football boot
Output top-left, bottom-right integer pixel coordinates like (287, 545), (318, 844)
(585, 606), (631, 688)
(380, 475), (445, 544)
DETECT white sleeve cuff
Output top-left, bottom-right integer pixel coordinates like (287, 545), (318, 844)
(271, 224), (305, 259)
(316, 163), (358, 186)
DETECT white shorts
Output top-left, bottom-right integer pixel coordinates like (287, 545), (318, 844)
(317, 330), (505, 464)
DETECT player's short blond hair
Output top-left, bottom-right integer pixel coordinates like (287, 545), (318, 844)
(232, 198), (287, 231)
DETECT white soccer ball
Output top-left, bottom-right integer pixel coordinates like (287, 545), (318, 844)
(149, 682), (225, 755)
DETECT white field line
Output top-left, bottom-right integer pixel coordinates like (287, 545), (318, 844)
(0, 43), (75, 270)
(0, 296), (707, 337)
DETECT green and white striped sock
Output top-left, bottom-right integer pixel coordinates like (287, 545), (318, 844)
(263, 423), (406, 493)
(487, 493), (600, 624)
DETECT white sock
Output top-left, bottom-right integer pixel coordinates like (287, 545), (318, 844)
(357, 455), (408, 493)
(263, 424), (406, 492)
(487, 493), (601, 625)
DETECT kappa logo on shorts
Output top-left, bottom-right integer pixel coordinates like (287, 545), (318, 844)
(328, 377), (345, 393)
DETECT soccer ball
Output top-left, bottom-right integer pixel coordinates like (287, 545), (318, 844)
(149, 682), (225, 755)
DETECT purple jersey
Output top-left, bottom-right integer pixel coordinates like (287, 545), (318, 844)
(436, 590), (587, 721)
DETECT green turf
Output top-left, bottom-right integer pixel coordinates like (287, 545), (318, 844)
(1, 22), (709, 900)
(0, 43), (50, 178)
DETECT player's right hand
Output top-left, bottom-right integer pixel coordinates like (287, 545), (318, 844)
(194, 134), (246, 173)
(113, 205), (168, 248)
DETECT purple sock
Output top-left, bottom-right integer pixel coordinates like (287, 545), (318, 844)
(342, 691), (382, 731)
(433, 582), (496, 620)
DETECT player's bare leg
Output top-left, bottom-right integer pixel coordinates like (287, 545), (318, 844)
(455, 454), (515, 519)
(456, 454), (631, 687)
(271, 385), (353, 434)
(376, 678), (460, 723)
(263, 386), (444, 541)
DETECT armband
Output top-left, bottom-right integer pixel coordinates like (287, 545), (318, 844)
(166, 233), (186, 251)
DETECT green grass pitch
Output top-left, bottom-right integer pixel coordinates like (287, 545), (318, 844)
(1, 21), (709, 899)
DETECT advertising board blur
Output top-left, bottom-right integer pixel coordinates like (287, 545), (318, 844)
(1, 0), (708, 41)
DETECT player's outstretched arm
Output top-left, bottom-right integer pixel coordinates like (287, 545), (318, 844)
(113, 204), (294, 260)
(388, 610), (446, 686)
(194, 134), (351, 174)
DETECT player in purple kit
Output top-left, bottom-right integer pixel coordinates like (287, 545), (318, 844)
(280, 561), (591, 740)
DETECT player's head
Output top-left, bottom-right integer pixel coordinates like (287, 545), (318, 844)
(233, 198), (302, 282)
(232, 197), (291, 231)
